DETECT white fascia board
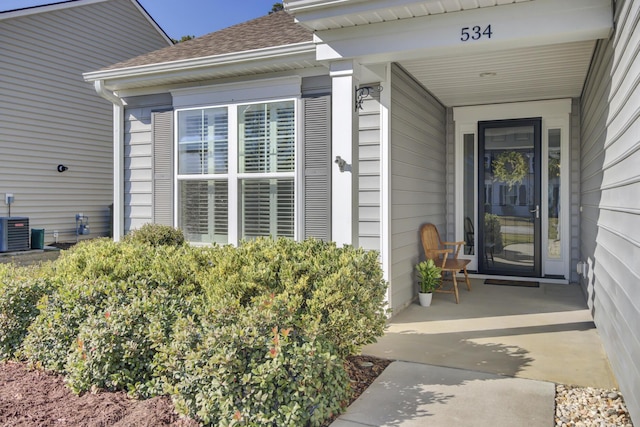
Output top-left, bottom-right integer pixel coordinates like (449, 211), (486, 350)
(284, 0), (358, 13)
(83, 42), (317, 89)
(314, 0), (612, 63)
(287, 0), (427, 21)
(0, 0), (108, 20)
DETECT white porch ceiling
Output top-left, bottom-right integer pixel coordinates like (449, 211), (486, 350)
(400, 41), (595, 106)
(398, 40), (596, 107)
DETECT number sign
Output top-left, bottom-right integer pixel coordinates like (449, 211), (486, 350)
(461, 25), (492, 42)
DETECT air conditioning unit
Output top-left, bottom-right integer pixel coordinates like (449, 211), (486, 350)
(0, 217), (30, 252)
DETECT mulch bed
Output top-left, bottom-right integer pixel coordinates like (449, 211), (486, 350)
(0, 355), (392, 426)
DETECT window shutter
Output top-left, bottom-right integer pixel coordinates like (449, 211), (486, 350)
(303, 95), (331, 241)
(152, 110), (174, 226)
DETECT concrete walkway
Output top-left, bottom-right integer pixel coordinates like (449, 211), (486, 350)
(331, 279), (616, 426)
(332, 362), (554, 427)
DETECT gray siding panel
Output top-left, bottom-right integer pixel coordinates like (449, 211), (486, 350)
(0, 0), (170, 243)
(359, 84), (382, 251)
(390, 64), (446, 314)
(122, 94), (173, 232)
(580, 0), (640, 421)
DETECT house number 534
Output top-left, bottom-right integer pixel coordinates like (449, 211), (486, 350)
(460, 25), (493, 41)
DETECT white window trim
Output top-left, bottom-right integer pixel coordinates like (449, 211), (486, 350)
(453, 99), (571, 279)
(174, 97), (299, 246)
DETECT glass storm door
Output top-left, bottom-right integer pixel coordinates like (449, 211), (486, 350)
(478, 119), (541, 276)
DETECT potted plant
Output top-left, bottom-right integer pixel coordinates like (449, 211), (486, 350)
(416, 259), (441, 307)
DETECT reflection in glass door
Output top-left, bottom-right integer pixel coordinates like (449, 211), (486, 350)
(478, 119), (541, 276)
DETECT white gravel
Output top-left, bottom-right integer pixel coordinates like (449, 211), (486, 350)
(556, 384), (634, 427)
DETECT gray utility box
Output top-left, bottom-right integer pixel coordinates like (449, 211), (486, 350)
(0, 217), (30, 252)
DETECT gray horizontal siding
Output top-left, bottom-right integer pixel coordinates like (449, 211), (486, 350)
(122, 94), (173, 232)
(390, 64), (446, 314)
(359, 84), (382, 252)
(579, 0), (640, 421)
(0, 0), (170, 243)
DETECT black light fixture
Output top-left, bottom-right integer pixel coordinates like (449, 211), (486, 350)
(57, 164), (68, 173)
(355, 85), (383, 111)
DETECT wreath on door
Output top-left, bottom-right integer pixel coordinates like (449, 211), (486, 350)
(492, 151), (527, 187)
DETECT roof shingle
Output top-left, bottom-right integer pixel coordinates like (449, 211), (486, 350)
(102, 11), (313, 71)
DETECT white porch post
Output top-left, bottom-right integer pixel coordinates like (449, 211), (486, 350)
(330, 60), (360, 247)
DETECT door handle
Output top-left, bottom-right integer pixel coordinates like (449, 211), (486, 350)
(529, 205), (540, 219)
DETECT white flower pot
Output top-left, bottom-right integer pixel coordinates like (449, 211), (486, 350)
(418, 292), (433, 307)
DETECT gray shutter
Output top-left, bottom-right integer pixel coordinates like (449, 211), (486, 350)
(152, 110), (174, 226)
(303, 95), (331, 240)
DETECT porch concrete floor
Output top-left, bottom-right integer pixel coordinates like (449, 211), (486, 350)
(362, 279), (617, 389)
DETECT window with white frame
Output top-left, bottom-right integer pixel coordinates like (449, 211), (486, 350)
(176, 100), (296, 244)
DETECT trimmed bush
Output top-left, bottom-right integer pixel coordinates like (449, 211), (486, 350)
(123, 223), (185, 247)
(21, 278), (120, 372)
(65, 286), (199, 397)
(23, 240), (205, 373)
(158, 297), (351, 426)
(9, 236), (387, 426)
(0, 265), (52, 360)
(199, 238), (388, 357)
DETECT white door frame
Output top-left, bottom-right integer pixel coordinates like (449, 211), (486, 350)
(453, 99), (571, 279)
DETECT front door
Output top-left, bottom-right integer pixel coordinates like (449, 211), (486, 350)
(478, 118), (541, 276)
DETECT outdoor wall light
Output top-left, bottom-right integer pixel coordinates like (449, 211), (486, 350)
(57, 164), (69, 173)
(355, 85), (383, 111)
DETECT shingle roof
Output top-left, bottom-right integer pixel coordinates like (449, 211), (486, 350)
(102, 11), (314, 71)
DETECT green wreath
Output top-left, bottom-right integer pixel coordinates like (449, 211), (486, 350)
(492, 151), (528, 187)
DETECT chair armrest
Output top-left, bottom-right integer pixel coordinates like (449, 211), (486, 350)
(442, 241), (465, 258)
(442, 241), (465, 246)
(427, 249), (450, 269)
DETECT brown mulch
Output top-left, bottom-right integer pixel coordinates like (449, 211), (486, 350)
(0, 355), (392, 426)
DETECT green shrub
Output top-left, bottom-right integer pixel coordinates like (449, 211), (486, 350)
(49, 239), (203, 294)
(21, 278), (129, 372)
(65, 286), (199, 397)
(123, 223), (185, 247)
(158, 297), (351, 426)
(199, 238), (388, 357)
(14, 236), (386, 427)
(22, 240), (205, 373)
(0, 265), (53, 360)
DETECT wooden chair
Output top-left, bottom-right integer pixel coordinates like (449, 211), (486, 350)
(420, 223), (471, 304)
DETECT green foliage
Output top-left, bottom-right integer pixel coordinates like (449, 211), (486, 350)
(3, 236), (387, 425)
(484, 213), (504, 252)
(415, 259), (441, 293)
(171, 35), (195, 44)
(65, 287), (199, 397)
(21, 278), (119, 372)
(199, 238), (388, 357)
(269, 2), (284, 13)
(492, 151), (528, 188)
(22, 240), (204, 373)
(158, 297), (350, 426)
(0, 264), (53, 360)
(123, 223), (186, 247)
